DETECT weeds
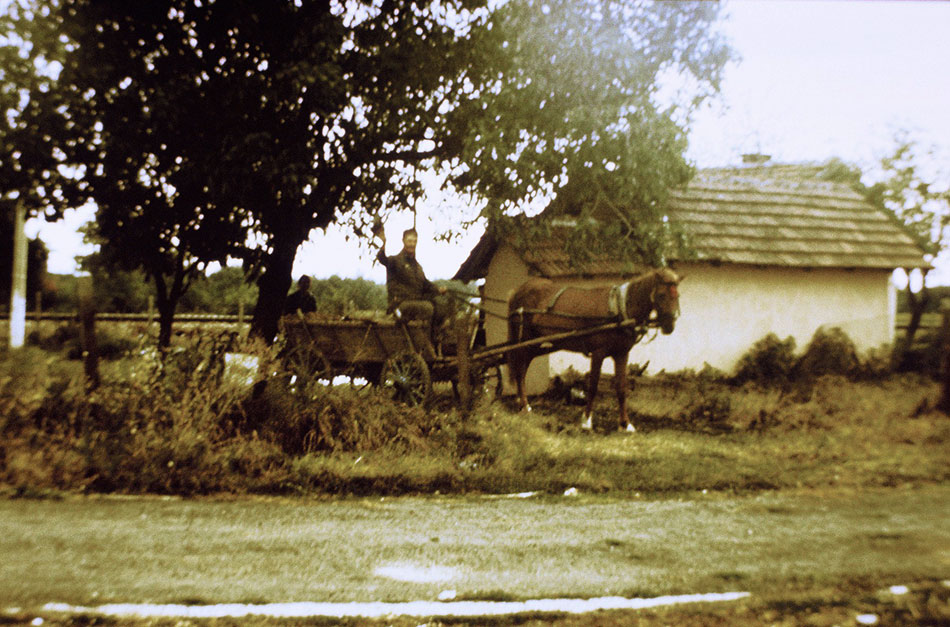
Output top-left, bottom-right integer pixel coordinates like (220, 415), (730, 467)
(1, 324), (948, 497)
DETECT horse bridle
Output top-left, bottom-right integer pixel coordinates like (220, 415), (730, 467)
(646, 276), (680, 325)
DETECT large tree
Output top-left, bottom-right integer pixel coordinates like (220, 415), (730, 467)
(821, 146), (948, 349)
(453, 0), (730, 265)
(1, 1), (82, 246)
(873, 135), (949, 347)
(20, 0), (731, 342)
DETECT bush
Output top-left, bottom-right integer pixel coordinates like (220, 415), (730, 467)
(733, 333), (797, 385)
(735, 329), (896, 388)
(796, 326), (860, 379)
(27, 321), (139, 361)
(682, 388), (733, 433)
(241, 382), (453, 456)
(894, 329), (943, 379)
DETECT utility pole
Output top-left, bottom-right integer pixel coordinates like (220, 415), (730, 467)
(8, 199), (27, 349)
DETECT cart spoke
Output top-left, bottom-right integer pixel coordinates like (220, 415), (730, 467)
(381, 351), (431, 407)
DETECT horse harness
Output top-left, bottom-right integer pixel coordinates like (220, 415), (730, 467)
(511, 280), (655, 344)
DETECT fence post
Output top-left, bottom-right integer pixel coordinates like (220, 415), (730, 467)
(939, 299), (950, 414)
(8, 200), (27, 349)
(77, 275), (100, 389)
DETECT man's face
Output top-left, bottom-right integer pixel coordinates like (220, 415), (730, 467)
(403, 233), (418, 256)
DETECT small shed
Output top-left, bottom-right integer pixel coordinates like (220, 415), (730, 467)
(454, 163), (930, 394)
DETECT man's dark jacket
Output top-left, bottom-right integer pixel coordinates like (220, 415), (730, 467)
(376, 248), (439, 312)
(284, 288), (317, 315)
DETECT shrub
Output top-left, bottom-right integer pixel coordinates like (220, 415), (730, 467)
(733, 333), (797, 385)
(241, 382), (453, 456)
(796, 326), (860, 379)
(859, 344), (895, 379)
(681, 389), (733, 433)
(27, 321), (139, 360)
(894, 329), (943, 379)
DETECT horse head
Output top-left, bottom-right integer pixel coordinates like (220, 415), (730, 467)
(650, 268), (680, 334)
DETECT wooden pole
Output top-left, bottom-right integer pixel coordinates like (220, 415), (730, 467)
(8, 199), (27, 349)
(77, 275), (100, 389)
(456, 316), (473, 415)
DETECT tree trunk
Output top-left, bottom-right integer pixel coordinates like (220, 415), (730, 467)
(938, 302), (950, 414)
(249, 242), (297, 343)
(157, 299), (176, 349)
(903, 284), (931, 348)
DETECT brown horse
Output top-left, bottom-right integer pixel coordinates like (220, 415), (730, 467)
(507, 268), (680, 432)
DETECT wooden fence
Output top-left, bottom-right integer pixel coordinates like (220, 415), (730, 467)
(0, 312), (245, 323)
(895, 312), (941, 335)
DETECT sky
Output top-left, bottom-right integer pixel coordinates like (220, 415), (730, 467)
(23, 0), (950, 285)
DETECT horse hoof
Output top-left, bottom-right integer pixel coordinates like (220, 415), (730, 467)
(581, 416), (593, 430)
(624, 423), (636, 433)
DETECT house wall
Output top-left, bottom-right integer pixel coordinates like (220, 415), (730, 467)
(483, 244), (550, 395)
(484, 252), (897, 395)
(550, 263), (897, 376)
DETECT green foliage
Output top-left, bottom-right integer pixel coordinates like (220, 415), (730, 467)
(182, 266), (258, 315)
(26, 321), (138, 360)
(8, 0), (733, 342)
(734, 328), (896, 386)
(0, 0), (80, 216)
(733, 333), (798, 386)
(40, 273), (79, 312)
(461, 1), (732, 268)
(310, 276), (386, 316)
(88, 267), (152, 313)
(873, 133), (950, 258)
(796, 327), (861, 380)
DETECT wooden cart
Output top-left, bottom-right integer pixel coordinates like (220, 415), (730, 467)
(280, 309), (652, 408)
(279, 312), (505, 407)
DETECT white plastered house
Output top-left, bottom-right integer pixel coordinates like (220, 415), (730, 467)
(453, 163), (930, 395)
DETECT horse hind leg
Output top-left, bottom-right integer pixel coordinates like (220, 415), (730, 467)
(582, 354), (605, 430)
(509, 352), (532, 413)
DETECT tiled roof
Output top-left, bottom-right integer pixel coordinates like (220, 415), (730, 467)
(453, 164), (930, 281)
(667, 165), (928, 270)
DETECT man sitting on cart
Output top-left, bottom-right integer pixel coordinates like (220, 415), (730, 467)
(374, 226), (450, 333)
(284, 274), (317, 315)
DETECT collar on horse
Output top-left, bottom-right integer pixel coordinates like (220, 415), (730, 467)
(540, 282), (631, 322)
(608, 282), (631, 321)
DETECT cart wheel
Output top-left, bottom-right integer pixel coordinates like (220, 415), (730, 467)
(287, 346), (332, 395)
(380, 351), (431, 407)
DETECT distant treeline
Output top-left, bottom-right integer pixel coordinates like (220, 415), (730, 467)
(21, 268), (470, 316)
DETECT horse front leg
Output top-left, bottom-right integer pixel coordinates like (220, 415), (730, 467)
(582, 352), (605, 430)
(613, 350), (635, 432)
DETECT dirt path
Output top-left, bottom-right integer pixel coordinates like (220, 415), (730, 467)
(1, 486), (947, 613)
